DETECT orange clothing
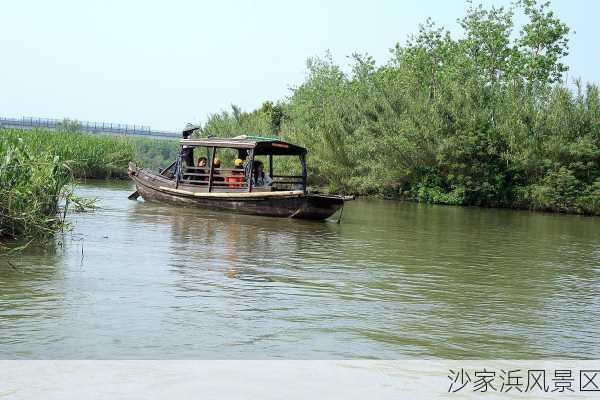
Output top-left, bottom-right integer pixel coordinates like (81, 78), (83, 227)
(226, 170), (245, 188)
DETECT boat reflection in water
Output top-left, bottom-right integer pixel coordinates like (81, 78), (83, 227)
(128, 199), (340, 283)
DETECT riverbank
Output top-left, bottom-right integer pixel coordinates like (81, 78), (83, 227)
(200, 87), (600, 217)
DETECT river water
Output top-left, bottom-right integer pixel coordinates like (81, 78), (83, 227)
(1, 181), (599, 359)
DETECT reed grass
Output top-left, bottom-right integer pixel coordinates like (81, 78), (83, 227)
(0, 129), (135, 245)
(0, 136), (71, 241)
(1, 128), (135, 179)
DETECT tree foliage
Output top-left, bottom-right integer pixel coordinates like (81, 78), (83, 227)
(200, 0), (599, 215)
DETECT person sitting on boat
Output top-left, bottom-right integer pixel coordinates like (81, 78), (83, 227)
(226, 158), (245, 188)
(212, 157), (224, 182)
(194, 156), (208, 182)
(252, 160), (272, 187)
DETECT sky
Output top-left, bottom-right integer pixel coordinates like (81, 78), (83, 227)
(1, 0), (597, 131)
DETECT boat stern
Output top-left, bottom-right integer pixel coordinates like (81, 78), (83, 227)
(292, 194), (345, 220)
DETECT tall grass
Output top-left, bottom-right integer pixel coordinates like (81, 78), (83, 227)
(1, 128), (135, 179)
(0, 136), (72, 241)
(0, 129), (135, 245)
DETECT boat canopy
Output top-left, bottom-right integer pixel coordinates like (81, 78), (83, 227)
(179, 135), (307, 156)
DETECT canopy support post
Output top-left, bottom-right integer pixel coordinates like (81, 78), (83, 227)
(207, 146), (215, 192)
(248, 149), (255, 192)
(175, 150), (182, 189)
(300, 154), (307, 193)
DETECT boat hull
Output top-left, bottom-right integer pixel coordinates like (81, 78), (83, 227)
(129, 167), (343, 220)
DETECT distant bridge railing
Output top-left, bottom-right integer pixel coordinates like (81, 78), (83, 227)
(0, 116), (180, 139)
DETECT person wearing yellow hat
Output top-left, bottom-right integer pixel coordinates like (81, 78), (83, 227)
(227, 158), (245, 188)
(212, 157), (224, 182)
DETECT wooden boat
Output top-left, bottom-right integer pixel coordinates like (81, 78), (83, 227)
(128, 135), (346, 220)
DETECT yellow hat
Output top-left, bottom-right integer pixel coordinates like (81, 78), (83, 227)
(234, 158), (243, 167)
(213, 157), (221, 167)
